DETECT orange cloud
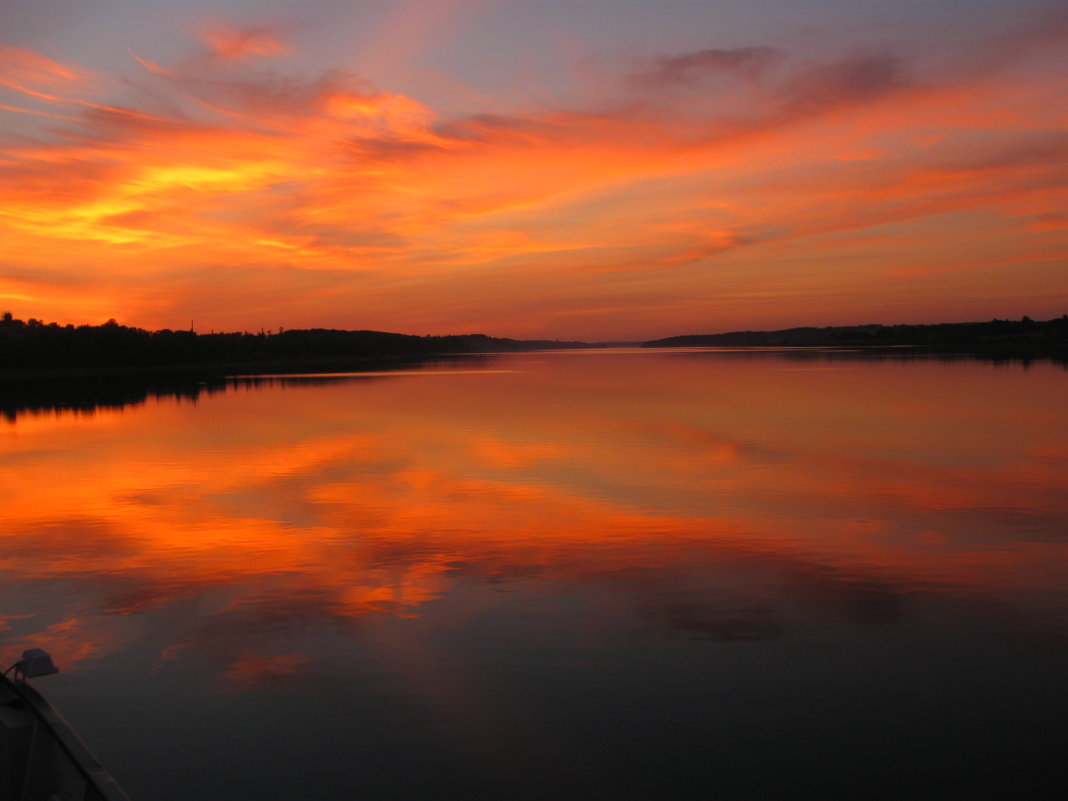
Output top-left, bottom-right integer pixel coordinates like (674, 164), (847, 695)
(196, 23), (289, 62)
(0, 45), (83, 101)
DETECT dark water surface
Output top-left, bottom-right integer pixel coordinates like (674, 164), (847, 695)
(2, 349), (1066, 800)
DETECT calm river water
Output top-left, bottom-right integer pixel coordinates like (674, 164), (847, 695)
(2, 348), (1066, 800)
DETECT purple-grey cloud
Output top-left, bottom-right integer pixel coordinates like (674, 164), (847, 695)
(629, 46), (779, 89)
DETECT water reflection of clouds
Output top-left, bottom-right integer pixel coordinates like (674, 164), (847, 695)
(0, 352), (1066, 685)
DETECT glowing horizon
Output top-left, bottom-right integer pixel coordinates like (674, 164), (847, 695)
(1, 1), (1066, 341)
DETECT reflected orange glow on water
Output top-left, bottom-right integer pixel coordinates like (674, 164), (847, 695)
(1, 352), (1066, 684)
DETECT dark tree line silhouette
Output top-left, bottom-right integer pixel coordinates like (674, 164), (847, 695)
(0, 313), (586, 373)
(643, 316), (1068, 354)
(4, 313), (1065, 376)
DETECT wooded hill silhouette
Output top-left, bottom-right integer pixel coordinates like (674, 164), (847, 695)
(4, 314), (1065, 376)
(643, 316), (1068, 353)
(0, 314), (587, 373)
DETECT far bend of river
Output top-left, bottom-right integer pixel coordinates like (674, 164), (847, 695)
(2, 348), (1067, 800)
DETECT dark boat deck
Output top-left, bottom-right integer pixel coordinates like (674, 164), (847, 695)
(0, 675), (129, 801)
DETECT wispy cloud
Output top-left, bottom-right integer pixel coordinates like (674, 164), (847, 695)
(197, 22), (290, 62)
(628, 46), (779, 89)
(0, 44), (84, 102)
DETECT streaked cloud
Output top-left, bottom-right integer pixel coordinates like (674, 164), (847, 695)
(197, 23), (289, 62)
(627, 46), (779, 89)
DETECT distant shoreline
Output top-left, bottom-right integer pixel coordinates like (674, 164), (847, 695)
(0, 315), (590, 379)
(2, 314), (1065, 380)
(3, 342), (1065, 387)
(642, 316), (1068, 355)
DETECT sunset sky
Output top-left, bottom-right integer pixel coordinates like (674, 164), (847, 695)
(1, 0), (1066, 340)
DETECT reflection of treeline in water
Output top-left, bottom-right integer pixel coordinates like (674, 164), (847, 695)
(643, 315), (1068, 355)
(0, 313), (587, 373)
(0, 374), (205, 422)
(0, 361), (486, 422)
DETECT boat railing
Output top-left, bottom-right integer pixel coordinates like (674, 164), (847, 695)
(1, 650), (130, 801)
